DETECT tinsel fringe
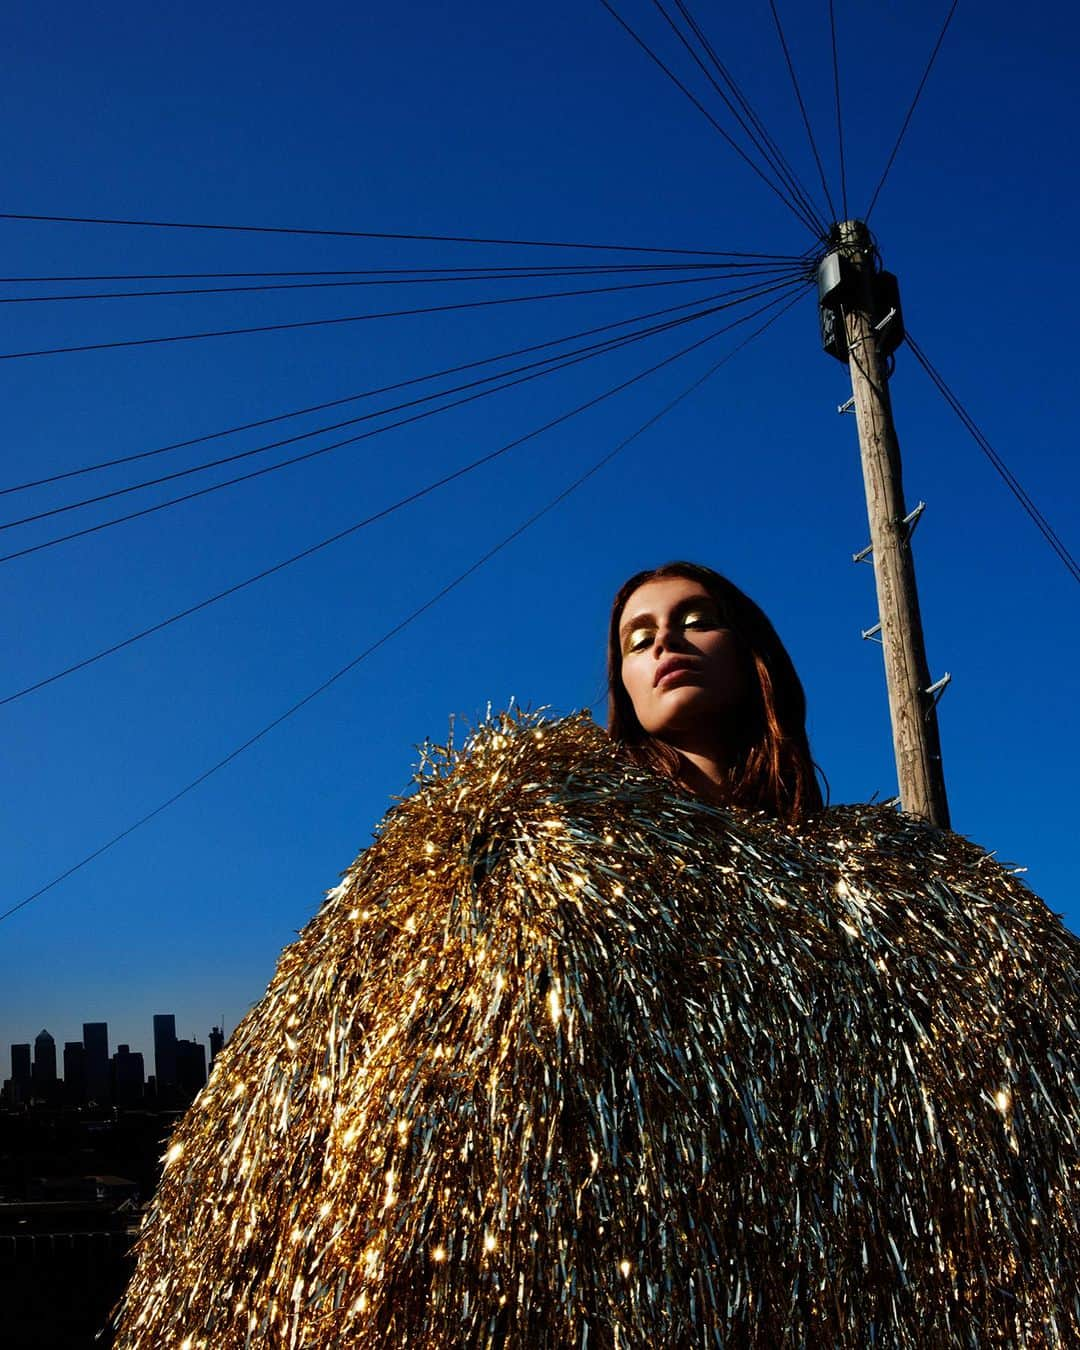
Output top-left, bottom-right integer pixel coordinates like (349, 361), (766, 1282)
(115, 711), (1080, 1348)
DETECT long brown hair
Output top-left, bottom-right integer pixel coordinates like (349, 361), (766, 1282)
(607, 562), (823, 821)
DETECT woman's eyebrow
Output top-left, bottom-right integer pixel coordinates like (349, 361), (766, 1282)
(620, 597), (717, 640)
(619, 610), (655, 639)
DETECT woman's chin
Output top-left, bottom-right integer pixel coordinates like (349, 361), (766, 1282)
(646, 688), (727, 738)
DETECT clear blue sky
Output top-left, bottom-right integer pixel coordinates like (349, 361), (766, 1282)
(2, 1), (1077, 1067)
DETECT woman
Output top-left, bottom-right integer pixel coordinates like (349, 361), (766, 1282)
(607, 561), (821, 820)
(115, 565), (1080, 1348)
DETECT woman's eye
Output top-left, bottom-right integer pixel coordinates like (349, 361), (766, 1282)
(625, 628), (653, 653)
(682, 611), (715, 630)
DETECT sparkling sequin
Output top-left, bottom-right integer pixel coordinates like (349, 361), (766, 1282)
(115, 712), (1080, 1347)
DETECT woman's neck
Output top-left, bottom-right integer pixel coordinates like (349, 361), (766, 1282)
(667, 743), (731, 801)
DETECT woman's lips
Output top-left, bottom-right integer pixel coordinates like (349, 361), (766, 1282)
(654, 659), (698, 688)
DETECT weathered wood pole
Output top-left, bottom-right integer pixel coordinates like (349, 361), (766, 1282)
(837, 218), (950, 827)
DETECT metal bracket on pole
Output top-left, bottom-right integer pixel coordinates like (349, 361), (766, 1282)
(874, 306), (897, 333)
(901, 500), (926, 540)
(837, 395), (855, 414)
(852, 542), (873, 564)
(861, 622), (883, 644)
(925, 672), (952, 710)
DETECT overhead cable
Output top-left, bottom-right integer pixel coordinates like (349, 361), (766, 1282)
(906, 334), (1079, 586)
(1, 252), (807, 283)
(767, 0), (838, 223)
(1, 270), (811, 497)
(1, 287), (807, 711)
(864, 0), (960, 223)
(829, 0), (848, 220)
(0, 269), (790, 362)
(1, 277), (806, 560)
(1, 259), (795, 305)
(664, 0), (830, 236)
(0, 210), (753, 258)
(3, 284), (809, 707)
(598, 0), (823, 239)
(2, 276), (804, 528)
(0, 287), (806, 923)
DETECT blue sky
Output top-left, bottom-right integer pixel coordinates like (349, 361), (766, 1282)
(2, 1), (1077, 1067)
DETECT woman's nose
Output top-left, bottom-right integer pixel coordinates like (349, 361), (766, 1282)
(653, 620), (684, 655)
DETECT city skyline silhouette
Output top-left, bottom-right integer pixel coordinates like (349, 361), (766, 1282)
(4, 1011), (225, 1108)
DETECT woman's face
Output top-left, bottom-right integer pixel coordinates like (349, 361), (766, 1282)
(618, 576), (748, 748)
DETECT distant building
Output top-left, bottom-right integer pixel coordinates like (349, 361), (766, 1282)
(32, 1030), (58, 1101)
(7, 1043), (32, 1106)
(112, 1044), (145, 1107)
(175, 1039), (207, 1101)
(153, 1014), (178, 1094)
(83, 1022), (111, 1105)
(209, 1026), (225, 1070)
(11, 1043), (31, 1083)
(64, 1041), (87, 1105)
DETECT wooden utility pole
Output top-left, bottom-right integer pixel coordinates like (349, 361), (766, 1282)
(820, 219), (950, 827)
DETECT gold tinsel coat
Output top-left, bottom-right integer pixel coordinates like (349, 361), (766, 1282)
(115, 713), (1080, 1348)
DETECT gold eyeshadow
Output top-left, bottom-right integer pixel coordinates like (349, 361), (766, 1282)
(621, 607), (721, 657)
(622, 627), (654, 656)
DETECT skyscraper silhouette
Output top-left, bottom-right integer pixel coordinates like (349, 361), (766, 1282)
(11, 1043), (30, 1083)
(176, 1039), (207, 1101)
(154, 1014), (178, 1096)
(9, 1044), (31, 1105)
(83, 1022), (110, 1105)
(64, 1041), (87, 1105)
(32, 1029), (57, 1092)
(113, 1044), (145, 1106)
